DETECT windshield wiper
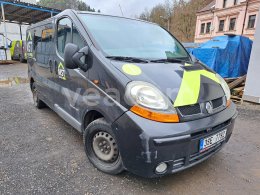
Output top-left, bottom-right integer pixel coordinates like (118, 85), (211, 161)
(150, 58), (190, 63)
(106, 56), (149, 63)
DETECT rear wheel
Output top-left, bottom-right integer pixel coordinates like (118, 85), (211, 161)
(32, 83), (45, 109)
(83, 118), (124, 175)
(19, 55), (25, 63)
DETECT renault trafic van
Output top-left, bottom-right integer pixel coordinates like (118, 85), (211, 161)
(10, 40), (27, 62)
(27, 9), (237, 178)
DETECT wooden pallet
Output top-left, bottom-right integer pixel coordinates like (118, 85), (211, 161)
(0, 60), (19, 65)
(225, 75), (246, 104)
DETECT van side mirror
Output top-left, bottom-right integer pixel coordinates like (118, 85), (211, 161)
(64, 43), (89, 71)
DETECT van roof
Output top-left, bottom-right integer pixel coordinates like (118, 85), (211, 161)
(75, 10), (154, 24)
(28, 9), (156, 30)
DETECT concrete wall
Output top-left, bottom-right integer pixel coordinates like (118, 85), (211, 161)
(0, 23), (28, 45)
(0, 0), (36, 60)
(243, 8), (260, 103)
(0, 23), (28, 60)
(20, 0), (37, 4)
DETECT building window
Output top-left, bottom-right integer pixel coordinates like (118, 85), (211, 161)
(229, 18), (236, 31)
(234, 0), (238, 5)
(248, 15), (256, 29)
(200, 23), (205, 34)
(206, 22), (211, 33)
(219, 20), (225, 31)
(223, 0), (227, 8)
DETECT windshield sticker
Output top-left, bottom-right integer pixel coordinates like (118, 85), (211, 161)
(58, 62), (66, 80)
(122, 64), (142, 76)
(27, 31), (32, 41)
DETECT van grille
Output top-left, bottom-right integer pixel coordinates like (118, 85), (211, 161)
(212, 97), (223, 109)
(177, 104), (201, 116)
(177, 97), (225, 118)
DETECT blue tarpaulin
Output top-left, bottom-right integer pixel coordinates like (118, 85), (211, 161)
(189, 35), (252, 78)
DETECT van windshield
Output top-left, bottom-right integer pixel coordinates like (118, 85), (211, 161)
(79, 14), (190, 61)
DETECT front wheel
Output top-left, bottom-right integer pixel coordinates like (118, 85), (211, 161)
(32, 83), (45, 109)
(83, 118), (124, 175)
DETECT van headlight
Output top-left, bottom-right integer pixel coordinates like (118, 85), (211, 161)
(216, 74), (231, 106)
(125, 81), (179, 122)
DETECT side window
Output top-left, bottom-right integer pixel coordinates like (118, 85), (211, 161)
(72, 25), (86, 63)
(57, 18), (72, 57)
(33, 28), (41, 50)
(34, 27), (44, 64)
(72, 25), (85, 49)
(34, 27), (42, 51)
(33, 24), (54, 66)
(42, 25), (54, 64)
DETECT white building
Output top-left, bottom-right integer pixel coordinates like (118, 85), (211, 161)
(0, 0), (36, 44)
(20, 0), (37, 3)
(0, 0), (37, 59)
(0, 24), (28, 45)
(243, 7), (260, 103)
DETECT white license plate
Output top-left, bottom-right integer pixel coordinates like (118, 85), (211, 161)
(199, 129), (227, 152)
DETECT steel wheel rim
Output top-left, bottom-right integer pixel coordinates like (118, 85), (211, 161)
(92, 131), (119, 163)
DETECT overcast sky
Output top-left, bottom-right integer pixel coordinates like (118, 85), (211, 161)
(84, 0), (164, 18)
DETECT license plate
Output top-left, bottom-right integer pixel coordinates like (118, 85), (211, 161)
(199, 129), (227, 152)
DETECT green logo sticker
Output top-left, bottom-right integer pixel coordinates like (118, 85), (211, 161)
(122, 64), (142, 76)
(58, 62), (66, 80)
(174, 70), (220, 107)
(27, 31), (32, 41)
(26, 31), (33, 57)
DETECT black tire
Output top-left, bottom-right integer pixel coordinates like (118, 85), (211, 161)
(19, 55), (25, 63)
(32, 83), (45, 109)
(83, 118), (124, 175)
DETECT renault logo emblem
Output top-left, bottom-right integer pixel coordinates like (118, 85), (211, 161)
(205, 102), (213, 114)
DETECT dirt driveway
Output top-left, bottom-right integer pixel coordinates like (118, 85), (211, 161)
(0, 63), (259, 194)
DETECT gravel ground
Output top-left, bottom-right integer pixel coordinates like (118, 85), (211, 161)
(0, 64), (260, 194)
(0, 63), (28, 79)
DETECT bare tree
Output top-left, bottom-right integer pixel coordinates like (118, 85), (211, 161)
(38, 0), (96, 11)
(149, 4), (168, 28)
(138, 0), (213, 42)
(139, 8), (151, 21)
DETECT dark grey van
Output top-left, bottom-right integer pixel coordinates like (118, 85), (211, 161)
(27, 9), (237, 178)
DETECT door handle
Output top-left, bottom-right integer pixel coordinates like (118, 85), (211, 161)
(48, 60), (53, 73)
(54, 60), (58, 74)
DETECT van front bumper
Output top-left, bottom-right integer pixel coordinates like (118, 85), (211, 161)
(112, 102), (237, 178)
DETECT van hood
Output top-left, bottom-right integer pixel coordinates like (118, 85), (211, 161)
(110, 61), (225, 107)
